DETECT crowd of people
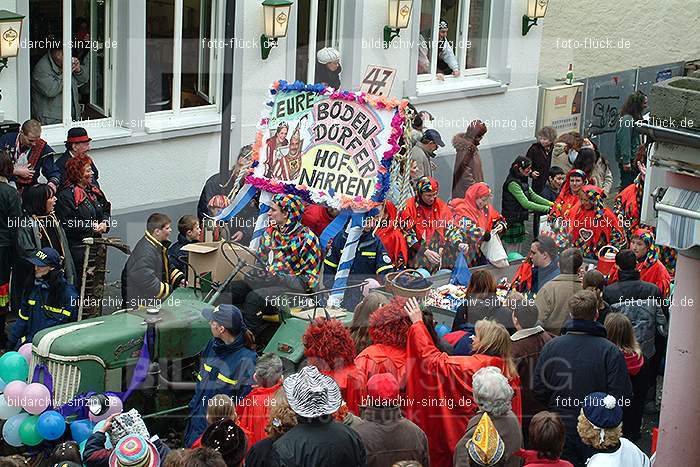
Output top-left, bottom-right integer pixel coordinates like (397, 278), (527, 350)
(0, 86), (671, 466)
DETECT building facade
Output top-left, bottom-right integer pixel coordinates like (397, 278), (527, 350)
(1, 0), (544, 277)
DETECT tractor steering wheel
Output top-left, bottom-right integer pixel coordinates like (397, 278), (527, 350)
(221, 241), (267, 279)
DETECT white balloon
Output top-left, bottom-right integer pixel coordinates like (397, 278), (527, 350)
(0, 394), (22, 420)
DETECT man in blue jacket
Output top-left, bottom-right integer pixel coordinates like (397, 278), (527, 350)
(0, 119), (60, 193)
(184, 304), (256, 447)
(323, 210), (394, 310)
(529, 236), (560, 293)
(8, 247), (79, 349)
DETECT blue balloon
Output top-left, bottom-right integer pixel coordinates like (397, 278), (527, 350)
(37, 410), (66, 441)
(2, 412), (29, 447)
(70, 419), (94, 444)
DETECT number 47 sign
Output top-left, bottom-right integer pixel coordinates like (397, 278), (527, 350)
(360, 65), (397, 97)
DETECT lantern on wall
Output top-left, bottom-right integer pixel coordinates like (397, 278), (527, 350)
(0, 10), (24, 72)
(261, 0), (293, 60)
(384, 0), (413, 49)
(522, 0), (549, 36)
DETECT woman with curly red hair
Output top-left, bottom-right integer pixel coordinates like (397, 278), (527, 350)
(354, 296), (412, 391)
(55, 154), (110, 288)
(302, 318), (365, 413)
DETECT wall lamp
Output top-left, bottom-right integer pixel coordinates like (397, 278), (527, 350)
(261, 0), (293, 60)
(522, 0), (549, 36)
(384, 0), (413, 49)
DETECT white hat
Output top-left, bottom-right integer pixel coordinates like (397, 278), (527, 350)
(316, 47), (341, 65)
(283, 366), (342, 418)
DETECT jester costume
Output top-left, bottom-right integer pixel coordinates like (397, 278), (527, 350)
(510, 258), (533, 294)
(566, 185), (626, 260)
(226, 194), (321, 347)
(376, 201), (409, 269)
(614, 173), (676, 276)
(547, 169), (587, 243)
(449, 182), (507, 267)
(400, 177), (462, 273)
(633, 229), (672, 298)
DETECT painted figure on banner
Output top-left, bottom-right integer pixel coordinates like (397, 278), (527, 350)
(264, 122), (289, 178)
(272, 118), (307, 181)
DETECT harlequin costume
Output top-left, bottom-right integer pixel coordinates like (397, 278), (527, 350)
(614, 173), (676, 276)
(633, 228), (672, 298)
(401, 176), (462, 272)
(449, 182), (507, 266)
(566, 185), (626, 260)
(227, 194), (321, 348)
(375, 200), (409, 268)
(548, 169), (587, 242)
(405, 320), (522, 466)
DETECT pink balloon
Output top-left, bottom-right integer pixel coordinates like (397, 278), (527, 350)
(4, 381), (27, 408)
(21, 383), (51, 415)
(89, 395), (123, 422)
(17, 344), (33, 365)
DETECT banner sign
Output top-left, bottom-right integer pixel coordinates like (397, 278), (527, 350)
(247, 80), (408, 211)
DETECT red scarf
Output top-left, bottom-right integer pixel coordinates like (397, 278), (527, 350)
(550, 169), (586, 219)
(402, 196), (452, 244)
(73, 183), (104, 207)
(449, 182), (501, 231)
(376, 201), (409, 265)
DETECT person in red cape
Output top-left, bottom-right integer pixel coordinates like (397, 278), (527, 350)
(404, 297), (522, 466)
(300, 203), (339, 238)
(354, 296), (411, 392)
(511, 257), (533, 294)
(566, 185), (626, 260)
(375, 201), (409, 269)
(236, 353), (284, 447)
(449, 182), (507, 267)
(630, 228), (671, 298)
(302, 317), (365, 414)
(547, 169), (586, 244)
(401, 176), (462, 272)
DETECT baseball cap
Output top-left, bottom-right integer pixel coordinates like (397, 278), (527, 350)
(28, 247), (62, 268)
(423, 129), (445, 147)
(202, 304), (245, 332)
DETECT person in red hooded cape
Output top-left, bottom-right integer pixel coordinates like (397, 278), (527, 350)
(403, 297), (522, 466)
(547, 169), (586, 244)
(375, 200), (409, 269)
(449, 182), (507, 267)
(401, 176), (462, 272)
(511, 257), (533, 294)
(235, 353), (283, 447)
(566, 185), (626, 260)
(630, 228), (672, 298)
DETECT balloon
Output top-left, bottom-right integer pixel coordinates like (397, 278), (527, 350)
(4, 380), (27, 407)
(2, 412), (29, 447)
(0, 352), (29, 383)
(435, 323), (450, 338)
(17, 343), (33, 365)
(90, 395), (123, 423)
(37, 410), (66, 441)
(0, 394), (22, 419)
(92, 420), (113, 448)
(0, 376), (6, 392)
(19, 414), (43, 446)
(70, 419), (94, 444)
(21, 383), (51, 415)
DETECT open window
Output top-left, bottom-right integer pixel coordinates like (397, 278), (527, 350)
(295, 0), (343, 84)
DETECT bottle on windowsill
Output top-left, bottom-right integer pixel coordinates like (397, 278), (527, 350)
(565, 63), (574, 85)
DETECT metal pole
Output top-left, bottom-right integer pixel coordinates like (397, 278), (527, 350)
(219, 0), (236, 185)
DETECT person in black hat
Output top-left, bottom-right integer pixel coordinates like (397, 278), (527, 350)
(7, 247), (79, 349)
(409, 128), (444, 183)
(184, 304), (257, 447)
(201, 420), (248, 467)
(54, 127), (100, 188)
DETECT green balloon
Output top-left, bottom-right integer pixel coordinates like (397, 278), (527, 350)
(0, 352), (29, 383)
(19, 415), (43, 446)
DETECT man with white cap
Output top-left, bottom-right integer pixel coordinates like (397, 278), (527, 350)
(271, 365), (367, 466)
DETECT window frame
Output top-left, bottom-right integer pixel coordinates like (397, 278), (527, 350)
(297, 0), (344, 85)
(415, 0), (492, 83)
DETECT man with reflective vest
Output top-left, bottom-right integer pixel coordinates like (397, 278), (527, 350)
(0, 119), (60, 193)
(8, 247), (79, 349)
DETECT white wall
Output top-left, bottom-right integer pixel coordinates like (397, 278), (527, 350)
(0, 0), (18, 122)
(538, 0), (700, 83)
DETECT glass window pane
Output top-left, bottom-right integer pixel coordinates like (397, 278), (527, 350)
(29, 0), (67, 125)
(466, 0), (490, 69)
(146, 0), (175, 112)
(295, 0), (311, 83)
(181, 0), (214, 108)
(417, 1), (436, 76)
(73, 0), (108, 119)
(437, 0), (459, 75)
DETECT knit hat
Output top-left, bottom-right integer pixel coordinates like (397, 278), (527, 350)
(201, 420), (248, 467)
(416, 176), (439, 194)
(283, 365), (342, 418)
(582, 392), (623, 429)
(467, 412), (505, 466)
(108, 435), (159, 467)
(439, 20), (449, 29)
(316, 47), (341, 64)
(367, 373), (400, 402)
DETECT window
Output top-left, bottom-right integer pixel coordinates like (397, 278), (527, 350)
(295, 0), (343, 84)
(28, 0), (114, 125)
(417, 0), (492, 80)
(146, 0), (220, 113)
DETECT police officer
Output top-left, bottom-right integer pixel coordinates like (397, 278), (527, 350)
(184, 304), (257, 447)
(323, 210), (394, 310)
(8, 247), (79, 349)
